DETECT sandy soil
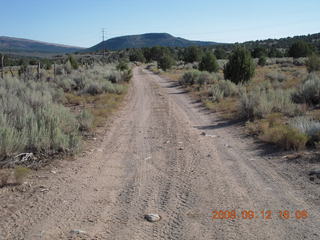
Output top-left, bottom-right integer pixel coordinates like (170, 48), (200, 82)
(0, 67), (319, 240)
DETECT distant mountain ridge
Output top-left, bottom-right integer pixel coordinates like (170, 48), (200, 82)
(88, 33), (221, 51)
(244, 32), (320, 48)
(0, 36), (84, 55)
(2, 32), (319, 57)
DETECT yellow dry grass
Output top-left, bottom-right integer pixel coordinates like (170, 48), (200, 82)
(65, 85), (128, 129)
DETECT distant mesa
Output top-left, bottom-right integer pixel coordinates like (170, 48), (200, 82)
(88, 33), (222, 51)
(0, 36), (84, 56)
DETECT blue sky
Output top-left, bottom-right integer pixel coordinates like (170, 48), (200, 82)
(0, 0), (319, 47)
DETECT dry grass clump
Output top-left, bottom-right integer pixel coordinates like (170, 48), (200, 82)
(266, 72), (288, 82)
(0, 169), (11, 187)
(208, 79), (239, 102)
(260, 123), (308, 151)
(293, 73), (320, 105)
(179, 70), (201, 86)
(289, 116), (320, 144)
(77, 110), (94, 132)
(246, 113), (309, 150)
(239, 86), (300, 120)
(14, 166), (31, 185)
(90, 93), (126, 128)
(203, 97), (238, 119)
(179, 70), (220, 86)
(65, 88), (127, 128)
(0, 167), (31, 186)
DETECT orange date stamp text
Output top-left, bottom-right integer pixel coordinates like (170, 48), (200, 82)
(212, 210), (309, 220)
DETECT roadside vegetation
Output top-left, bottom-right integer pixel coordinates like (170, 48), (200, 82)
(0, 57), (131, 171)
(138, 40), (320, 151)
(1, 35), (319, 178)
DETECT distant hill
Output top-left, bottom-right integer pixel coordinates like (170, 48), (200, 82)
(88, 33), (221, 51)
(0, 36), (84, 56)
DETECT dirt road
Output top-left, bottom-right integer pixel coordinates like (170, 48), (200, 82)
(1, 68), (320, 240)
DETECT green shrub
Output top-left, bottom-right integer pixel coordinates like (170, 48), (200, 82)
(67, 65), (129, 95)
(199, 52), (218, 73)
(288, 41), (313, 58)
(180, 70), (220, 87)
(129, 49), (146, 63)
(83, 82), (105, 95)
(68, 55), (79, 70)
(218, 80), (238, 97)
(266, 72), (287, 82)
(260, 123), (308, 151)
(116, 61), (129, 71)
(197, 71), (217, 86)
(57, 78), (74, 92)
(268, 47), (284, 58)
(208, 86), (224, 102)
(208, 80), (238, 102)
(258, 56), (267, 66)
(122, 69), (133, 82)
(252, 46), (267, 58)
(0, 77), (81, 160)
(0, 63), (128, 164)
(289, 116), (320, 142)
(55, 65), (65, 75)
(184, 46), (203, 63)
(64, 61), (73, 74)
(108, 71), (122, 83)
(246, 115), (308, 150)
(293, 73), (320, 105)
(239, 87), (300, 119)
(306, 54), (320, 73)
(158, 54), (175, 71)
(82, 80), (125, 95)
(224, 47), (255, 83)
(148, 46), (171, 62)
(0, 117), (27, 159)
(214, 48), (227, 59)
(77, 110), (94, 132)
(179, 70), (201, 86)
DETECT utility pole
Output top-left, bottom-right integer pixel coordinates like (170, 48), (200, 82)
(37, 62), (41, 80)
(102, 28), (106, 56)
(102, 28), (105, 42)
(53, 63), (56, 81)
(1, 54), (4, 79)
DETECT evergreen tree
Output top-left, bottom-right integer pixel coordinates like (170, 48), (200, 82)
(184, 46), (203, 63)
(224, 47), (255, 83)
(214, 48), (227, 59)
(258, 56), (267, 66)
(158, 54), (175, 71)
(288, 41), (313, 58)
(252, 46), (267, 58)
(306, 53), (320, 72)
(129, 49), (146, 63)
(199, 52), (218, 73)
